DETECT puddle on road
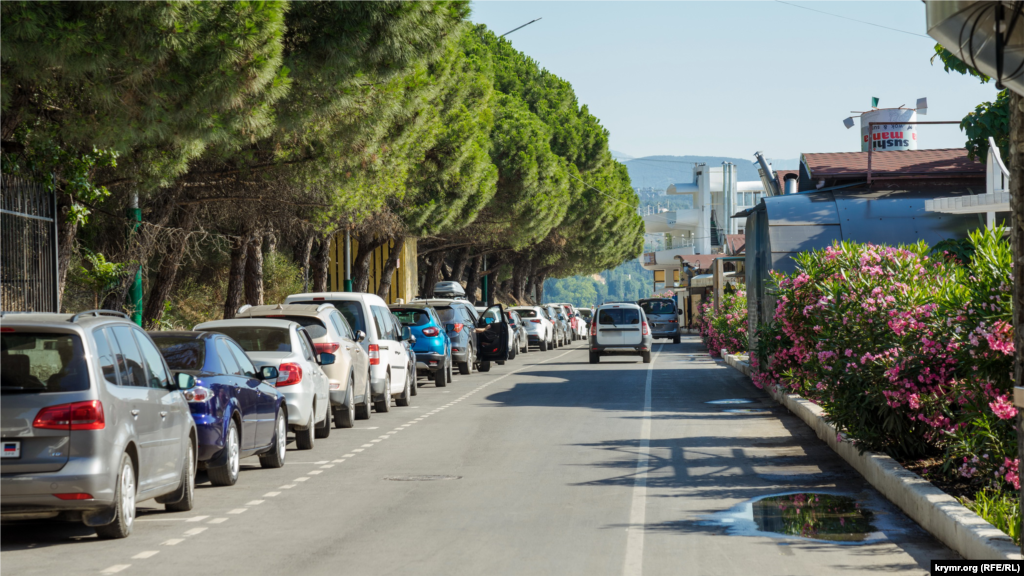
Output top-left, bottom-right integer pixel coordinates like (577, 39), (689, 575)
(703, 492), (883, 545)
(722, 408), (769, 414)
(706, 399), (755, 405)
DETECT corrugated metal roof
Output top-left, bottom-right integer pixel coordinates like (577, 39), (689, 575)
(802, 149), (982, 178)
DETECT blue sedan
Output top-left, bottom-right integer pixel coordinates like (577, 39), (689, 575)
(150, 331), (286, 486)
(390, 305), (452, 388)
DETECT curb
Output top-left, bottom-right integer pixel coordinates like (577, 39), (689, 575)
(721, 352), (1021, 561)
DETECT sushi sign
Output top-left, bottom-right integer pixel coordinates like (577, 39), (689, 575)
(859, 108), (918, 152)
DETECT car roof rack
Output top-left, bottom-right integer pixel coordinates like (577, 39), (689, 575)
(69, 310), (130, 323)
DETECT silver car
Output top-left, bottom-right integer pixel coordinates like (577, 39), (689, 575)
(588, 303), (654, 364)
(639, 298), (681, 344)
(1, 310), (198, 539)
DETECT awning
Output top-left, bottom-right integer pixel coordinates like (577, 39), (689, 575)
(925, 191), (1009, 214)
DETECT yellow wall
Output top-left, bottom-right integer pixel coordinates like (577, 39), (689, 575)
(327, 236), (419, 304)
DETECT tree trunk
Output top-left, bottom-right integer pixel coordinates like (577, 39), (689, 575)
(311, 235), (331, 292)
(376, 236), (405, 299)
(535, 274), (546, 304)
(55, 193), (78, 311)
(511, 260), (526, 303)
(1009, 91), (1024, 555)
(423, 252), (445, 297)
(465, 255), (483, 303)
(351, 234), (386, 293)
(266, 227), (278, 255)
(223, 235), (249, 319)
(142, 206), (197, 328)
(295, 231), (314, 293)
(244, 231), (265, 306)
(450, 248), (469, 285)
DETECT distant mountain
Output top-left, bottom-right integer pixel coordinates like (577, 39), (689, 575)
(610, 150), (634, 161)
(623, 155), (799, 192)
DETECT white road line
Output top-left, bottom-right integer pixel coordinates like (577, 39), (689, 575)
(365, 427), (379, 429)
(185, 515), (209, 523)
(132, 551), (159, 559)
(184, 527), (207, 536)
(227, 508), (248, 514)
(334, 459), (347, 463)
(315, 460), (328, 464)
(361, 444), (373, 448)
(246, 500), (265, 506)
(342, 453), (355, 457)
(162, 539), (184, 546)
(101, 565), (130, 574)
(208, 518), (228, 524)
(352, 448), (364, 452)
(320, 464), (334, 468)
(308, 470), (322, 475)
(369, 439), (382, 443)
(264, 491), (281, 497)
(294, 477), (309, 482)
(279, 484), (295, 489)
(623, 344), (660, 576)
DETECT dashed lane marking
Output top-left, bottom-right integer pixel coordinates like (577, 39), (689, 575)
(101, 564), (131, 574)
(162, 539), (184, 546)
(263, 492), (281, 497)
(294, 477), (309, 482)
(208, 518), (228, 524)
(227, 508), (247, 514)
(183, 527), (207, 536)
(308, 470), (322, 475)
(246, 500), (264, 506)
(132, 551), (159, 559)
(186, 515), (209, 523)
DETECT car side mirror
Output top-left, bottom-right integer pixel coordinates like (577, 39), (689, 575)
(317, 352), (336, 366)
(484, 317), (494, 325)
(260, 366), (279, 381)
(408, 334), (416, 345)
(174, 372), (196, 391)
(401, 326), (413, 341)
(355, 330), (366, 343)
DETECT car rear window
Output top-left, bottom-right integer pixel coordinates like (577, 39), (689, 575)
(205, 327), (291, 353)
(261, 316), (327, 339)
(434, 307), (457, 323)
(292, 300), (365, 334)
(514, 309), (538, 318)
(579, 309), (592, 319)
(598, 308), (640, 325)
(151, 337), (206, 371)
(1, 332), (89, 393)
(640, 300), (676, 315)
(391, 309), (430, 326)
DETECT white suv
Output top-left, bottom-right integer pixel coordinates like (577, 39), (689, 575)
(509, 306), (555, 351)
(285, 293), (413, 413)
(589, 303), (653, 364)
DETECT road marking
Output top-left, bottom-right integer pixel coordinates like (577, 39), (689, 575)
(186, 515), (209, 523)
(101, 565), (130, 574)
(321, 464), (334, 469)
(162, 539), (184, 546)
(184, 527), (207, 536)
(246, 500), (264, 506)
(208, 518), (228, 524)
(228, 508), (248, 514)
(352, 448), (364, 452)
(365, 427), (379, 429)
(370, 439), (382, 443)
(308, 470), (322, 475)
(279, 484), (295, 489)
(294, 477), (309, 482)
(264, 491), (281, 497)
(342, 453), (355, 457)
(315, 460), (328, 464)
(334, 459), (347, 463)
(132, 551), (159, 559)
(623, 344), (660, 576)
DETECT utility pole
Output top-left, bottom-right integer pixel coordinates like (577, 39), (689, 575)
(128, 192), (142, 325)
(344, 228), (352, 292)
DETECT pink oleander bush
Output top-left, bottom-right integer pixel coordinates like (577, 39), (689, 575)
(754, 227), (1017, 492)
(698, 290), (747, 357)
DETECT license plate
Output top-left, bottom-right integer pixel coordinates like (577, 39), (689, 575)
(1, 441), (20, 459)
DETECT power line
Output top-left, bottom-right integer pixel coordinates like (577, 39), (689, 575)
(774, 1), (932, 39)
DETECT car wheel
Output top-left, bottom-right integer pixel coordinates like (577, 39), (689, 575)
(434, 365), (446, 387)
(295, 408), (315, 450)
(96, 453), (136, 539)
(538, 339), (547, 352)
(479, 360), (491, 372)
(355, 371), (372, 420)
(336, 382), (356, 429)
(508, 341), (517, 360)
(374, 373), (391, 413)
(673, 335), (681, 344)
(396, 372), (412, 407)
(315, 404), (332, 438)
(163, 440), (195, 512)
(209, 420), (240, 486)
(458, 346), (473, 375)
(410, 368), (418, 396)
(589, 351), (600, 364)
(447, 359), (453, 383)
(260, 410), (287, 468)
(642, 351), (652, 364)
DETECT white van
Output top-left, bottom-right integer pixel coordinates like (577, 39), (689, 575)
(285, 293), (413, 414)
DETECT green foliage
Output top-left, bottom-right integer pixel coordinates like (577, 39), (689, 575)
(931, 44), (992, 83)
(2, 144), (117, 225)
(74, 250), (135, 308)
(961, 90), (1010, 162)
(960, 490), (1021, 546)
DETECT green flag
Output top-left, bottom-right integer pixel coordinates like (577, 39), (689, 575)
(871, 97), (879, 108)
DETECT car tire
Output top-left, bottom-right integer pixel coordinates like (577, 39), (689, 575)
(458, 346), (473, 375)
(396, 373), (412, 407)
(479, 360), (491, 372)
(538, 339), (547, 352)
(260, 410), (287, 468)
(410, 368), (418, 396)
(589, 351), (599, 364)
(434, 365), (446, 387)
(96, 453), (137, 539)
(673, 335), (681, 344)
(355, 371), (372, 420)
(163, 441), (195, 512)
(508, 342), (517, 360)
(315, 405), (332, 438)
(336, 382), (356, 429)
(295, 409), (315, 450)
(447, 359), (453, 383)
(208, 420), (240, 486)
(374, 374), (391, 413)
(642, 351), (652, 364)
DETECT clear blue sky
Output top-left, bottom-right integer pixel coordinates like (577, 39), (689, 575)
(468, 1), (999, 160)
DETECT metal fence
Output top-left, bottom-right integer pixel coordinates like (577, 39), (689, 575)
(1, 174), (59, 312)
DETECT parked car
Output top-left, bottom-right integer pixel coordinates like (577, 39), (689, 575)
(234, 303), (370, 429)
(589, 303), (653, 364)
(506, 310), (529, 355)
(509, 306), (554, 351)
(553, 303), (581, 341)
(1, 310), (197, 539)
(194, 319), (332, 450)
(477, 306), (515, 364)
(390, 304), (452, 388)
(284, 292), (413, 413)
(578, 307), (593, 329)
(474, 304), (512, 372)
(545, 305), (569, 348)
(410, 298), (480, 374)
(638, 298), (682, 344)
(149, 331), (286, 486)
(391, 312), (418, 406)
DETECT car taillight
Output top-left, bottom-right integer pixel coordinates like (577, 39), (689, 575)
(590, 322), (597, 336)
(668, 319), (677, 323)
(452, 323), (464, 334)
(368, 344), (380, 365)
(314, 342), (340, 354)
(642, 322), (650, 336)
(33, 401), (105, 431)
(54, 493), (93, 500)
(530, 319), (542, 324)
(422, 327), (439, 337)
(277, 363), (303, 386)
(183, 386), (212, 403)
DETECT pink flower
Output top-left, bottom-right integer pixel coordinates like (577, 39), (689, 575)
(989, 395), (1018, 420)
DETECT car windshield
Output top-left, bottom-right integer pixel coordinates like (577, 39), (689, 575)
(1, 332), (89, 393)
(292, 300), (365, 334)
(151, 337), (206, 370)
(392, 309), (430, 326)
(434, 307), (457, 323)
(205, 327), (291, 353)
(514, 309), (538, 318)
(598, 308), (640, 325)
(641, 300), (675, 315)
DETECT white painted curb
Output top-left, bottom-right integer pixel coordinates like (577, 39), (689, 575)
(722, 352), (1021, 561)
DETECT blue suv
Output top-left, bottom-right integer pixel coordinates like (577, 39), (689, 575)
(389, 305), (452, 388)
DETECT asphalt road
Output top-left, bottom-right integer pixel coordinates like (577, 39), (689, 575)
(1, 335), (955, 576)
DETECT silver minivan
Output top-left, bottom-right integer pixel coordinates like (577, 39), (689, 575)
(1, 310), (198, 539)
(588, 303), (654, 364)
